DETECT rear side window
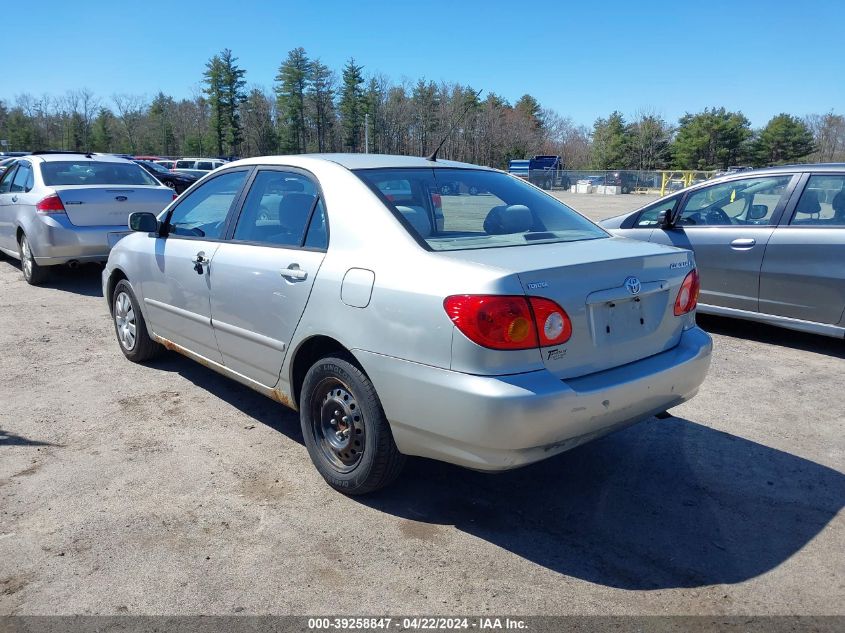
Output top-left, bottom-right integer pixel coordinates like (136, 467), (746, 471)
(175, 160), (194, 169)
(197, 161), (214, 170)
(40, 161), (158, 186)
(791, 175), (845, 226)
(233, 170), (318, 247)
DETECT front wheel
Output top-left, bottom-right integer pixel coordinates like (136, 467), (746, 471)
(300, 356), (405, 495)
(112, 279), (162, 362)
(19, 234), (49, 285)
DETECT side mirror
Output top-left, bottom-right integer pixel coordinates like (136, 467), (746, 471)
(129, 212), (159, 233)
(657, 209), (674, 229)
(748, 204), (768, 220)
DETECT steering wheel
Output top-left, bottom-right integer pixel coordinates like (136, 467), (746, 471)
(705, 206), (731, 225)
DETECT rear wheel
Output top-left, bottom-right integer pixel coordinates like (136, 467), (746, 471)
(300, 356), (405, 495)
(112, 279), (162, 362)
(19, 234), (49, 285)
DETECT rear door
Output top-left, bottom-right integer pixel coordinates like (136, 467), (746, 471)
(139, 168), (251, 362)
(209, 168), (328, 386)
(759, 173), (845, 325)
(650, 174), (797, 312)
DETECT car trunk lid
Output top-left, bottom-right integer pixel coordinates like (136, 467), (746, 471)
(54, 186), (172, 227)
(441, 237), (696, 378)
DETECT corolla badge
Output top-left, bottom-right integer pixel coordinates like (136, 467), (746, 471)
(114, 195), (128, 202)
(624, 276), (642, 295)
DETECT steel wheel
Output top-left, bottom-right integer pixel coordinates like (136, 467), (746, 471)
(114, 290), (137, 351)
(309, 378), (366, 473)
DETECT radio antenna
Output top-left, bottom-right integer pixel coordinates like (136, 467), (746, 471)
(426, 89), (483, 162)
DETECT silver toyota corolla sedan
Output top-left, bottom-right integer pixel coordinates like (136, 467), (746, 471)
(103, 154), (712, 494)
(0, 152), (175, 284)
(600, 164), (845, 339)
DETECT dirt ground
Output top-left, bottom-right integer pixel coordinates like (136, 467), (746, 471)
(0, 193), (842, 616)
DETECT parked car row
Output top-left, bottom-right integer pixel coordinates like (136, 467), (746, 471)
(0, 152), (176, 283)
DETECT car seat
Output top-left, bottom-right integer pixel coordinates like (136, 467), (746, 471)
(483, 205), (534, 234)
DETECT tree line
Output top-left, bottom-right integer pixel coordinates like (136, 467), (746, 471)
(0, 47), (842, 171)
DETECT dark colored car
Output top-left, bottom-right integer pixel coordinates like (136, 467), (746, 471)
(605, 170), (639, 193)
(134, 160), (198, 194)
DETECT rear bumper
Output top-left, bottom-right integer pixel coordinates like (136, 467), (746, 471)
(356, 326), (712, 471)
(27, 214), (128, 265)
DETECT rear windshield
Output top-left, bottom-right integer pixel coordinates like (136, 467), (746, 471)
(355, 167), (607, 251)
(41, 161), (158, 186)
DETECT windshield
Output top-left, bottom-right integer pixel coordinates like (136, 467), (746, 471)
(355, 167), (607, 251)
(41, 161), (159, 186)
(139, 161), (169, 175)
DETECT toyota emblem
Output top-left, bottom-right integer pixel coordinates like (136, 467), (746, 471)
(625, 276), (642, 295)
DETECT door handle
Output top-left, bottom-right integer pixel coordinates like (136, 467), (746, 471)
(281, 264), (307, 281)
(730, 238), (756, 249)
(192, 251), (209, 274)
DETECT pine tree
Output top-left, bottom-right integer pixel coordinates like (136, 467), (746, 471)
(275, 47), (311, 154)
(203, 49), (247, 157)
(308, 59), (335, 152)
(753, 114), (815, 166)
(339, 58), (365, 152)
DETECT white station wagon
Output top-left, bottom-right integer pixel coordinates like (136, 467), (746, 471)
(103, 154), (712, 494)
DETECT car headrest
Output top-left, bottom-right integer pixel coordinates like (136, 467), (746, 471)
(483, 205), (533, 234)
(795, 190), (821, 214)
(277, 193), (316, 233)
(831, 189), (845, 218)
(395, 205), (432, 238)
(279, 179), (305, 192)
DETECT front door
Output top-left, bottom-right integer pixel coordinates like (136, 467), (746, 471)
(0, 163), (19, 252)
(759, 174), (845, 325)
(139, 169), (251, 363)
(209, 168), (328, 386)
(650, 174), (797, 312)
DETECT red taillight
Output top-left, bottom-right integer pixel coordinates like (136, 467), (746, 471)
(431, 193), (442, 208)
(674, 269), (700, 316)
(172, 192), (179, 200)
(35, 194), (66, 214)
(528, 297), (572, 346)
(444, 295), (571, 350)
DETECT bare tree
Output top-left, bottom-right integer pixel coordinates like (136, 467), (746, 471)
(112, 93), (147, 153)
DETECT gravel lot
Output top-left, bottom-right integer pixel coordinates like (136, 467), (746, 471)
(1, 193), (842, 616)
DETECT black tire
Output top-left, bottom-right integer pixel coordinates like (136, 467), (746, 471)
(112, 279), (162, 362)
(19, 233), (50, 285)
(300, 356), (405, 495)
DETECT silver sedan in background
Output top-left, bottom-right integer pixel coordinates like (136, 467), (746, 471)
(601, 165), (845, 339)
(103, 154), (712, 494)
(0, 152), (175, 284)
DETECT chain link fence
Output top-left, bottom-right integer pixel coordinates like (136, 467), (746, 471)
(523, 170), (717, 195)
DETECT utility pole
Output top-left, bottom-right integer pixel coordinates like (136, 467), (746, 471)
(364, 113), (369, 154)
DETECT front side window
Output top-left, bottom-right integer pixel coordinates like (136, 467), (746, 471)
(791, 175), (845, 226)
(197, 161), (214, 171)
(677, 175), (793, 226)
(634, 196), (679, 227)
(233, 170), (318, 247)
(175, 160), (194, 169)
(40, 161), (158, 186)
(0, 163), (18, 193)
(355, 168), (606, 251)
(166, 170), (248, 239)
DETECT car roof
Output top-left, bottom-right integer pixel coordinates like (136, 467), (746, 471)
(229, 153), (495, 171)
(27, 152), (134, 164)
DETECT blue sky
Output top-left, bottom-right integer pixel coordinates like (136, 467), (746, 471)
(6, 0), (844, 128)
